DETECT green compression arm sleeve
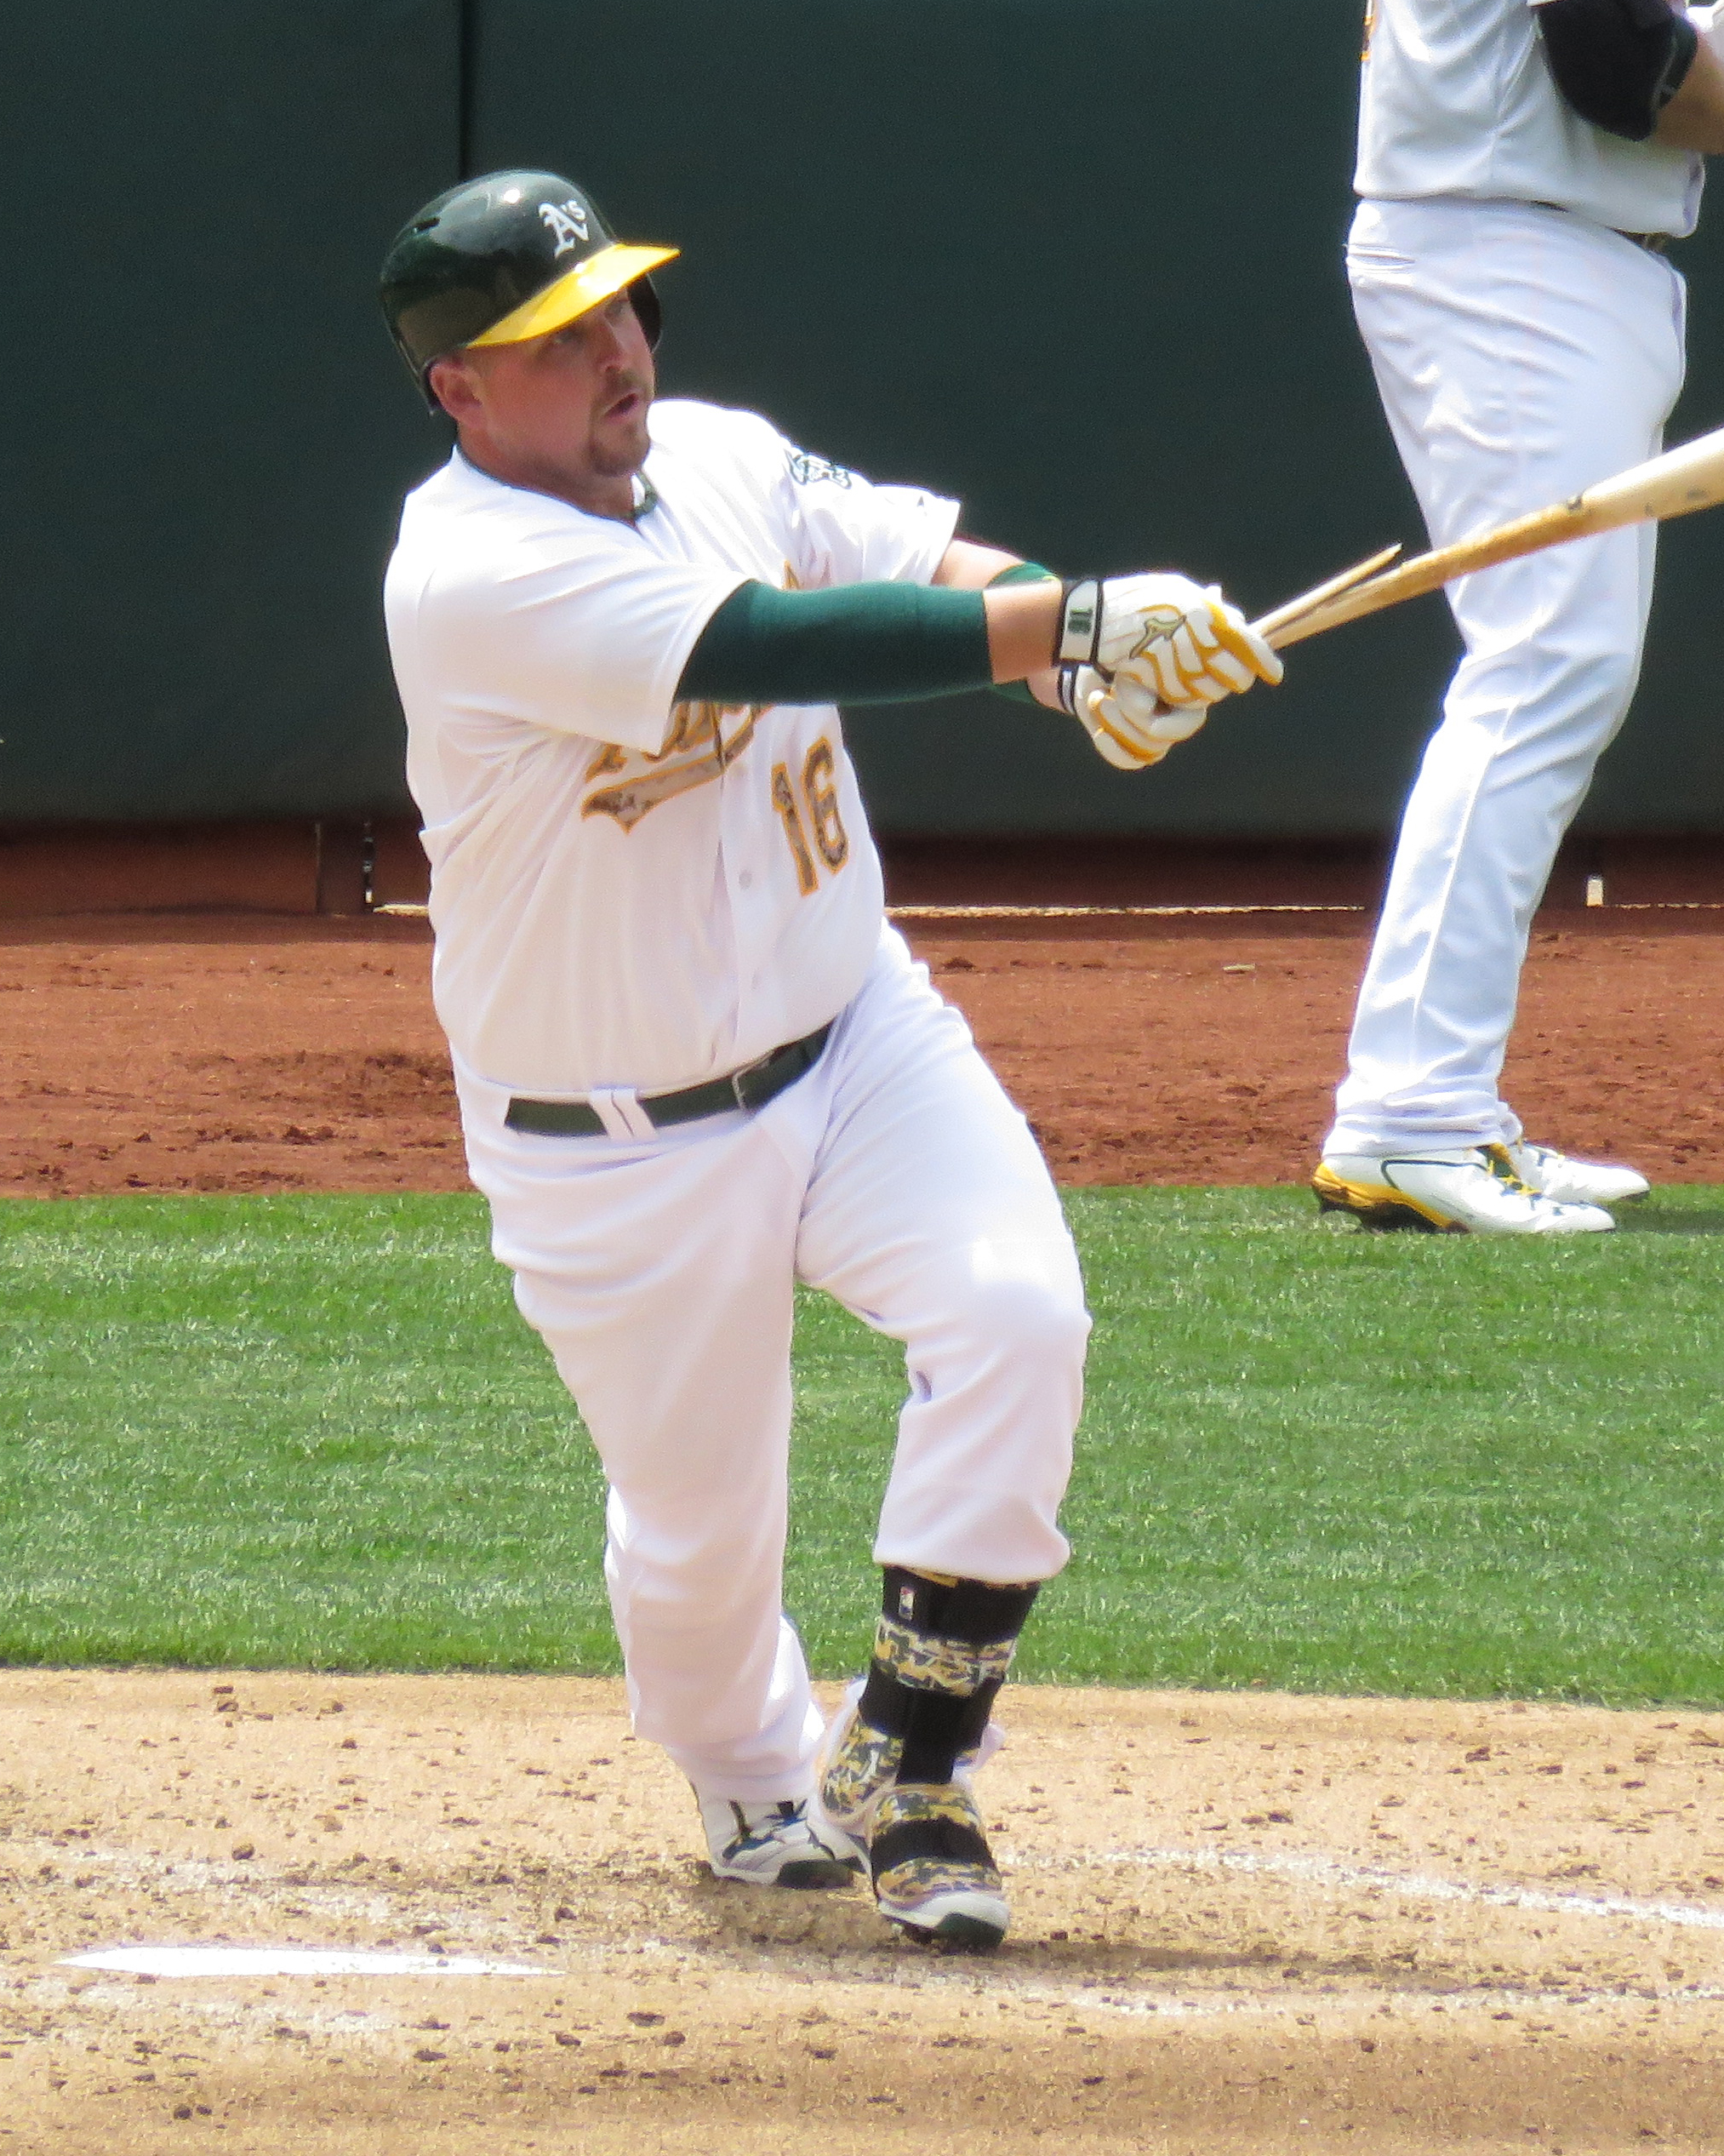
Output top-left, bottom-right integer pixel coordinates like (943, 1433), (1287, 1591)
(675, 580), (994, 706)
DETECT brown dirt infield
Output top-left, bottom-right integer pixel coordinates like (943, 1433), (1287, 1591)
(6, 1673), (1724, 2154)
(6, 906), (1724, 2151)
(4, 906), (1723, 1196)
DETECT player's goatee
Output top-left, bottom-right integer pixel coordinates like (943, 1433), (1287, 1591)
(591, 379), (652, 473)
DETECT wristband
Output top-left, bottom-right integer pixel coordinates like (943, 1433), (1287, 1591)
(1056, 579), (1102, 666)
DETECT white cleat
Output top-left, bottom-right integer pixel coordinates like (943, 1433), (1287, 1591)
(1506, 1141), (1650, 1209)
(697, 1793), (863, 1890)
(1313, 1144), (1615, 1234)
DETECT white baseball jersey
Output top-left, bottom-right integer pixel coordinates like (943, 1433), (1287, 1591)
(384, 400), (959, 1096)
(1357, 0), (1710, 236)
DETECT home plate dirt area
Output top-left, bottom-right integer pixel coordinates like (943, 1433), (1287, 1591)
(5, 908), (1724, 2151)
(4, 1675), (1724, 2154)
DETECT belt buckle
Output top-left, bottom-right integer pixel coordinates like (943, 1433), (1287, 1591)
(729, 1045), (781, 1112)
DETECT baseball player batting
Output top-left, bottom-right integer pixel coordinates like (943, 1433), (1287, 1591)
(377, 170), (1279, 1948)
(1312, 0), (1724, 1235)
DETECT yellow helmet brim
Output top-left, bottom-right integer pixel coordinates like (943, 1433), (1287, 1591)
(466, 243), (679, 349)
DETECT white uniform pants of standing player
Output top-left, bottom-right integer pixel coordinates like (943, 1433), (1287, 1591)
(456, 927), (1088, 1804)
(1327, 196), (1687, 1158)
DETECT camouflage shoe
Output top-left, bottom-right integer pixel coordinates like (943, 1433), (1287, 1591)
(813, 1678), (999, 1851)
(867, 1782), (1007, 1948)
(815, 1685), (900, 1844)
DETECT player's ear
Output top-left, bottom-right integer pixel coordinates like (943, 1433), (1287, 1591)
(426, 354), (481, 423)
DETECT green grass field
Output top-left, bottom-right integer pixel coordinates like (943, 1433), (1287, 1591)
(4, 1189), (1724, 1703)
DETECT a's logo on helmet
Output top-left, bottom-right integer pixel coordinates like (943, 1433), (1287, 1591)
(539, 198), (591, 255)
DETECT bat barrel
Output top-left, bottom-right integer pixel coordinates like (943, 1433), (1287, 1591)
(1582, 421), (1724, 523)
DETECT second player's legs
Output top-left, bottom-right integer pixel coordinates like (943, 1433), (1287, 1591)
(1328, 198), (1686, 1157)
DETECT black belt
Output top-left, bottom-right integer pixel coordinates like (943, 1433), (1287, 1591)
(505, 1022), (833, 1138)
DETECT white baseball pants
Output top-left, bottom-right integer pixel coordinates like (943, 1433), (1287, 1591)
(455, 927), (1088, 1804)
(1327, 196), (1687, 1157)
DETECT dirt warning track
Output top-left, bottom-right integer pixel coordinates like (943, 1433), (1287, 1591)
(4, 1672), (1724, 2153)
(4, 907), (1724, 1196)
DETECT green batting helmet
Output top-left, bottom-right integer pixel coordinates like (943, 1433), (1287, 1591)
(379, 169), (676, 409)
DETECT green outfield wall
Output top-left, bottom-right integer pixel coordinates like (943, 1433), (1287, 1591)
(2, 0), (458, 825)
(5, 0), (1723, 835)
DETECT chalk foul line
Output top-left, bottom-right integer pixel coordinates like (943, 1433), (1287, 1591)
(1023, 1840), (1724, 1931)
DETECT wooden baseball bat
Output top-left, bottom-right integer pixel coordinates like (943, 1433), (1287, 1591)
(1250, 544), (1402, 643)
(1251, 420), (1724, 653)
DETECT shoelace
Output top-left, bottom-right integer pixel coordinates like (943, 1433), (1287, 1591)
(726, 1799), (806, 1856)
(1483, 1144), (1537, 1198)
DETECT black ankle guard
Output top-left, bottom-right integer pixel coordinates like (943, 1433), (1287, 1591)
(881, 1568), (1040, 1644)
(865, 1570), (1042, 1784)
(859, 1665), (1001, 1782)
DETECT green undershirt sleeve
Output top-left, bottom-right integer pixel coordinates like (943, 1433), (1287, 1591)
(675, 580), (994, 706)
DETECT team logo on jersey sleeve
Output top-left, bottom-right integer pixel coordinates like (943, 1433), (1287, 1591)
(786, 449), (854, 489)
(582, 702), (764, 831)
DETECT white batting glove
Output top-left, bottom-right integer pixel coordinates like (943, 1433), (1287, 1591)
(1056, 574), (1283, 707)
(1060, 664), (1210, 770)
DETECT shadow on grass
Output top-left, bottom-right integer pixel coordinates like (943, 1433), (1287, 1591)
(1618, 1206), (1724, 1235)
